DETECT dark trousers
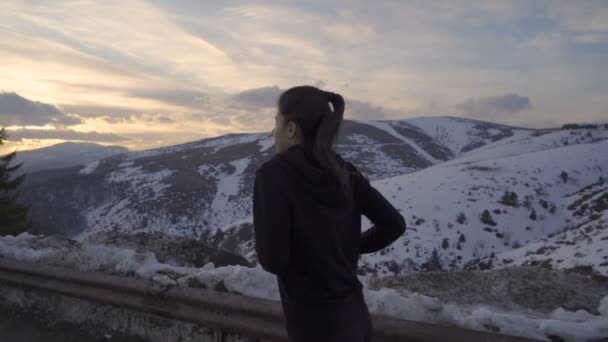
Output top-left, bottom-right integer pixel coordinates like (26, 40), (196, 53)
(281, 289), (372, 342)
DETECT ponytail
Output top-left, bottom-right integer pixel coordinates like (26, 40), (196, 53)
(278, 85), (352, 187)
(314, 91), (348, 186)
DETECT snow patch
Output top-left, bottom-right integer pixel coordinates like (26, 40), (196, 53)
(107, 166), (174, 199)
(257, 137), (274, 152)
(197, 134), (262, 153)
(118, 161), (134, 168)
(78, 160), (100, 175)
(366, 120), (440, 164)
(1, 233), (607, 342)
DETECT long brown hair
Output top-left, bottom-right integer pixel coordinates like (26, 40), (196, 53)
(278, 85), (351, 187)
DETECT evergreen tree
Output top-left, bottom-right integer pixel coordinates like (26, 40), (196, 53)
(422, 248), (443, 271)
(480, 209), (497, 226)
(509, 191), (519, 206)
(500, 190), (519, 207)
(0, 128), (29, 235)
(560, 171), (568, 183)
(529, 210), (537, 221)
(459, 233), (466, 243)
(456, 212), (467, 224)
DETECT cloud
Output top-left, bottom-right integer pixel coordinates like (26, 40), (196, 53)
(102, 116), (132, 124)
(346, 100), (394, 120)
(128, 88), (209, 109)
(189, 113), (232, 126)
(61, 104), (178, 125)
(5, 128), (131, 142)
(0, 92), (83, 127)
(61, 104), (137, 119)
(2, 1), (607, 147)
(157, 116), (175, 124)
(231, 86), (283, 108)
(314, 80), (327, 88)
(458, 93), (532, 118)
(229, 85), (400, 121)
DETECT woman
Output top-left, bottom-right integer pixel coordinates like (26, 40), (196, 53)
(253, 85), (406, 342)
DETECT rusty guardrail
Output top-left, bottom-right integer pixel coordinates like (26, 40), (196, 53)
(0, 258), (544, 342)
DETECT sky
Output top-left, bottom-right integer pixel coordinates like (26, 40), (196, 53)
(1, 0), (607, 153)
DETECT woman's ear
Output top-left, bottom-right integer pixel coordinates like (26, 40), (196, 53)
(287, 121), (297, 138)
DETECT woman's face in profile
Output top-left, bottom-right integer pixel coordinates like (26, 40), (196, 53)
(272, 112), (287, 154)
(272, 111), (298, 154)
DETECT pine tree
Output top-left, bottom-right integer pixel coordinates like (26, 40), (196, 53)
(480, 209), (497, 226)
(509, 191), (519, 206)
(459, 233), (466, 243)
(560, 171), (568, 183)
(500, 190), (519, 207)
(456, 212), (467, 224)
(422, 248), (443, 271)
(0, 128), (29, 235)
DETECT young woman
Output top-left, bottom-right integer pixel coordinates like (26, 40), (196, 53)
(253, 85), (406, 342)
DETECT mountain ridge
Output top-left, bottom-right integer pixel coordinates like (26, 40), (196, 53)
(17, 116), (608, 276)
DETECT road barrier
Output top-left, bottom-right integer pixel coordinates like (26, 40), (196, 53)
(0, 258), (544, 342)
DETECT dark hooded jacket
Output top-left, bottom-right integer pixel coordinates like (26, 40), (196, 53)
(253, 143), (406, 342)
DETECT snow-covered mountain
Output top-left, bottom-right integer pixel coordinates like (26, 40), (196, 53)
(18, 116), (608, 276)
(14, 142), (128, 173)
(356, 127), (608, 276)
(468, 177), (608, 275)
(201, 125), (608, 277)
(21, 117), (525, 238)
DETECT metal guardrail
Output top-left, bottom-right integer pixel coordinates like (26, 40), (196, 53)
(0, 258), (544, 342)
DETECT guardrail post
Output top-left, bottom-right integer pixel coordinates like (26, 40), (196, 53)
(214, 329), (224, 342)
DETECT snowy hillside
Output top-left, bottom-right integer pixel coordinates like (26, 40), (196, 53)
(359, 127), (608, 276)
(470, 178), (608, 274)
(17, 116), (608, 276)
(20, 117), (525, 238)
(406, 116), (531, 155)
(197, 126), (608, 278)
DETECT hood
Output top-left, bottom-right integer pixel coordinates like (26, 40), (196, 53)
(274, 144), (349, 208)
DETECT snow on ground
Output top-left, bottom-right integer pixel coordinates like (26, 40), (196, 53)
(365, 120), (441, 164)
(107, 166), (174, 200)
(0, 233), (607, 341)
(198, 157), (252, 229)
(406, 117), (478, 155)
(405, 116), (529, 156)
(78, 160), (100, 175)
(347, 133), (378, 145)
(196, 133), (264, 153)
(339, 143), (419, 181)
(209, 157), (250, 223)
(491, 222), (608, 275)
(76, 166), (179, 240)
(118, 161), (134, 168)
(483, 178), (608, 275)
(257, 135), (274, 152)
(453, 128), (608, 165)
(358, 136), (608, 275)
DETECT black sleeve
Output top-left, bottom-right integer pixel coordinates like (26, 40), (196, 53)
(252, 164), (291, 275)
(352, 165), (406, 254)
